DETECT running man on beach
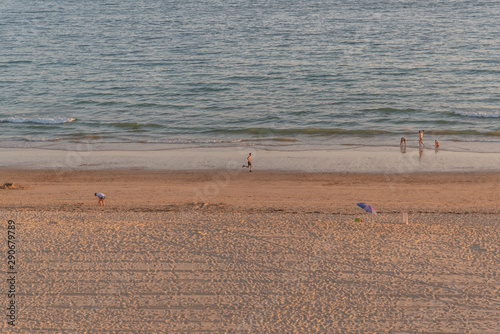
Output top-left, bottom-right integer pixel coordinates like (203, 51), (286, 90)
(95, 192), (106, 206)
(242, 153), (252, 172)
(419, 130), (425, 147)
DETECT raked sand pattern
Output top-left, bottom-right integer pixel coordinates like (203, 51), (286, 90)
(3, 210), (499, 333)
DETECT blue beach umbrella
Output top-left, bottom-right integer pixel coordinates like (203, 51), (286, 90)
(357, 203), (377, 214)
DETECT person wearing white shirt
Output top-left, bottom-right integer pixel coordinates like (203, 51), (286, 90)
(95, 192), (106, 206)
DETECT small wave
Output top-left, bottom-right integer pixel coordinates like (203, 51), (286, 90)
(75, 100), (95, 105)
(188, 87), (230, 93)
(23, 137), (64, 142)
(0, 117), (77, 124)
(363, 108), (417, 113)
(240, 137), (298, 142)
(427, 130), (500, 137)
(22, 134), (102, 142)
(221, 128), (392, 136)
(130, 103), (159, 108)
(271, 137), (297, 142)
(110, 122), (164, 129)
(453, 111), (500, 118)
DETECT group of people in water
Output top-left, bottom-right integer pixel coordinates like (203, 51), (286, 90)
(400, 130), (439, 155)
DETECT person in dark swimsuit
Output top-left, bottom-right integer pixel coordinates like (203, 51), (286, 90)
(242, 153), (252, 172)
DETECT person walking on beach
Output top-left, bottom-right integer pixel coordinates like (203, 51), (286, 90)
(242, 153), (252, 172)
(95, 192), (106, 206)
(419, 130), (425, 147)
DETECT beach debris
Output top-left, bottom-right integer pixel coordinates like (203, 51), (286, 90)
(356, 203), (377, 214)
(354, 218), (363, 222)
(1, 182), (23, 190)
(187, 202), (213, 210)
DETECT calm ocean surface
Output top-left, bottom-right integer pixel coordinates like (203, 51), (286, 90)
(1, 0), (499, 153)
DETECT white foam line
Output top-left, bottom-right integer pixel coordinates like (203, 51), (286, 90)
(454, 111), (500, 118)
(0, 117), (77, 124)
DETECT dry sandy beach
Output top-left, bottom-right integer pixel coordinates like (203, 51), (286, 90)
(1, 169), (499, 333)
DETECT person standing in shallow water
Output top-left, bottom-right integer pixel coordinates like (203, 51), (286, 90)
(242, 153), (252, 172)
(419, 130), (425, 147)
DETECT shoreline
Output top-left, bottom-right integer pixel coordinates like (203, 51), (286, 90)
(1, 145), (500, 173)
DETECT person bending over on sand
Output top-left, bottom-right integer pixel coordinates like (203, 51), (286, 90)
(419, 130), (425, 147)
(242, 153), (252, 172)
(95, 192), (106, 206)
(400, 137), (407, 147)
(435, 140), (440, 148)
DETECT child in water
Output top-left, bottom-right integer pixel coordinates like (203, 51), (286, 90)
(400, 137), (407, 146)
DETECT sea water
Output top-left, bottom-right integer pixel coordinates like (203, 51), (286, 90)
(1, 0), (499, 156)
